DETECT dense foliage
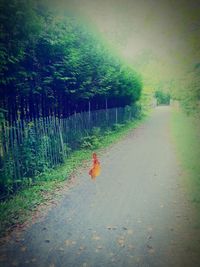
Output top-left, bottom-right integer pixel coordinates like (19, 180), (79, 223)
(0, 0), (142, 122)
(178, 64), (200, 115)
(154, 90), (170, 105)
(0, 0), (143, 196)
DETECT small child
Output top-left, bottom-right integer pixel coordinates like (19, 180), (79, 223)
(89, 153), (101, 181)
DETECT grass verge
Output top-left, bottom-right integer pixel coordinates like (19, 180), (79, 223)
(0, 114), (147, 238)
(170, 107), (200, 208)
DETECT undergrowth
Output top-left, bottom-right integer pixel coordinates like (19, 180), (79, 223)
(170, 107), (200, 207)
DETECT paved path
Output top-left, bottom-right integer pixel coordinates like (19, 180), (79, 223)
(0, 106), (199, 267)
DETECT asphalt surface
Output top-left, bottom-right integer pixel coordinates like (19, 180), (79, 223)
(0, 106), (200, 267)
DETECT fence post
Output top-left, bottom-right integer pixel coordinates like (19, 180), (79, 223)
(88, 101), (91, 126)
(1, 105), (143, 197)
(105, 98), (108, 123)
(58, 123), (65, 157)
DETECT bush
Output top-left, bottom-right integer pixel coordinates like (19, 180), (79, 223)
(80, 135), (101, 149)
(104, 128), (112, 135)
(155, 90), (170, 105)
(91, 127), (101, 136)
(112, 123), (125, 131)
(80, 127), (102, 149)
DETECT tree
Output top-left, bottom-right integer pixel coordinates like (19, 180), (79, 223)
(0, 0), (143, 121)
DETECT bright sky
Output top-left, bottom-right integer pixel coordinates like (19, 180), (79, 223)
(52, 0), (200, 86)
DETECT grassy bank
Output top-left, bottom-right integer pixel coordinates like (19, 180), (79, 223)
(0, 115), (147, 238)
(170, 107), (200, 207)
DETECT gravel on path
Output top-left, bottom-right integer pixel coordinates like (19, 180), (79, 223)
(0, 106), (199, 267)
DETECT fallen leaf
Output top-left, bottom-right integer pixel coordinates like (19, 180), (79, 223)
(20, 246), (27, 252)
(65, 240), (70, 246)
(107, 225), (117, 230)
(92, 235), (101, 241)
(127, 229), (133, 235)
(136, 257), (141, 263)
(117, 238), (125, 247)
(148, 248), (155, 254)
(147, 227), (153, 232)
(128, 245), (135, 251)
(0, 254), (7, 261)
(123, 227), (128, 230)
(11, 261), (18, 266)
(65, 240), (76, 246)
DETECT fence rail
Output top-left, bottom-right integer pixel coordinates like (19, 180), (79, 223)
(0, 105), (140, 195)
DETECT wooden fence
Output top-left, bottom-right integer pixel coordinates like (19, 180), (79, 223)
(0, 105), (140, 196)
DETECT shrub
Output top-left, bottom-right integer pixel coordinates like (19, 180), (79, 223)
(155, 90), (170, 105)
(80, 135), (101, 149)
(112, 123), (125, 131)
(80, 127), (102, 149)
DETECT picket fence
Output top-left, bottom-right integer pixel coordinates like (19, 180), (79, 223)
(0, 105), (140, 195)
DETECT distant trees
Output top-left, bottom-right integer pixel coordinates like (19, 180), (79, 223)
(154, 90), (170, 105)
(169, 62), (200, 115)
(178, 64), (200, 115)
(0, 0), (142, 122)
